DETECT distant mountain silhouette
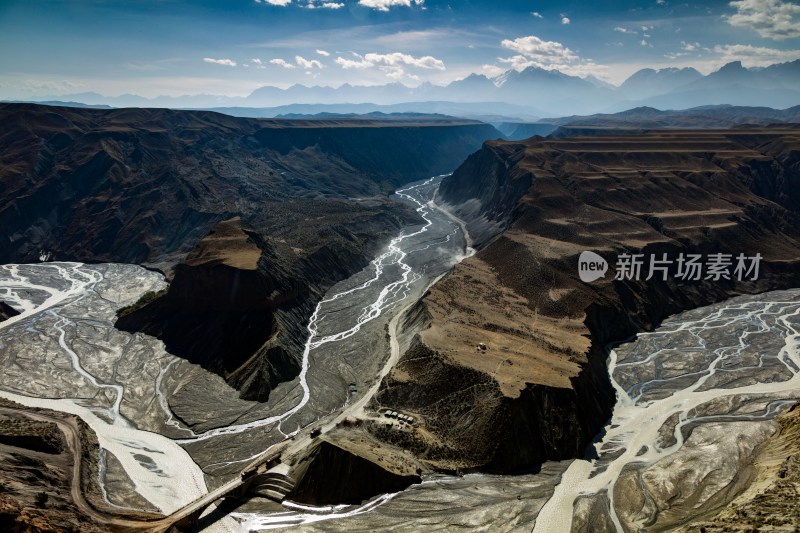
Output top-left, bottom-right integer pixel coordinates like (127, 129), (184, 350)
(619, 67), (703, 100)
(17, 60), (800, 118)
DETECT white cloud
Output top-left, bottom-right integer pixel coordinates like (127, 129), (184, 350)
(498, 54), (540, 71)
(255, 0), (293, 5)
(481, 64), (506, 77)
(496, 35), (610, 80)
(334, 50), (443, 82)
(316, 49), (331, 56)
(269, 56), (324, 69)
(304, 1), (344, 8)
(367, 52), (444, 69)
(665, 41), (702, 59)
(358, 0), (424, 11)
(384, 67), (407, 80)
(713, 43), (800, 65)
(270, 58), (296, 68)
(532, 11), (543, 18)
(295, 55), (324, 69)
(615, 26), (637, 34)
(335, 56), (372, 69)
(335, 51), (445, 70)
(657, 0), (667, 4)
(501, 35), (579, 64)
(203, 57), (237, 67)
(561, 15), (571, 24)
(726, 0), (800, 40)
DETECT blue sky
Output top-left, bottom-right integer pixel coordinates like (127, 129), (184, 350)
(1, 0), (799, 98)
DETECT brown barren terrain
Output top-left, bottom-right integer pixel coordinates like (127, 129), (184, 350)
(684, 404), (800, 532)
(373, 127), (800, 473)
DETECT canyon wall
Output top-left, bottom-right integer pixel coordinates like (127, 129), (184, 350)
(0, 103), (500, 267)
(373, 127), (800, 473)
(0, 103), (501, 402)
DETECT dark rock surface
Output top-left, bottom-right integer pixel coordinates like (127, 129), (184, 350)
(0, 103), (501, 268)
(0, 303), (19, 323)
(375, 127), (800, 474)
(289, 440), (421, 505)
(0, 102), (500, 403)
(116, 197), (417, 400)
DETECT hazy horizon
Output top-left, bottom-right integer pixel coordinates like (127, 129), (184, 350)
(2, 0), (800, 103)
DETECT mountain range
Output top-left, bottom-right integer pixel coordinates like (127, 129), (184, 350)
(17, 60), (800, 118)
(491, 104), (800, 139)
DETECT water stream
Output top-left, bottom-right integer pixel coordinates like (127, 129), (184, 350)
(0, 176), (472, 530)
(534, 290), (800, 532)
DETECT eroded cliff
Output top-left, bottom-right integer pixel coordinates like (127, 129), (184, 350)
(117, 204), (416, 401)
(372, 127), (800, 473)
(0, 103), (501, 268)
(289, 438), (421, 506)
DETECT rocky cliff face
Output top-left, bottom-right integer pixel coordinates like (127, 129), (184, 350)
(0, 303), (19, 323)
(289, 439), (421, 505)
(115, 218), (297, 398)
(435, 142), (531, 247)
(373, 127), (800, 473)
(117, 203), (415, 400)
(0, 103), (501, 402)
(0, 103), (500, 268)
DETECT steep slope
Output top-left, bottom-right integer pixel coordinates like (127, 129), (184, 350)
(116, 203), (416, 401)
(288, 439), (421, 505)
(371, 127), (800, 473)
(495, 122), (558, 140)
(0, 103), (501, 402)
(0, 103), (501, 268)
(0, 303), (19, 323)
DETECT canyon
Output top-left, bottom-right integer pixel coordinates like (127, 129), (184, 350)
(0, 103), (500, 401)
(0, 104), (799, 532)
(366, 127), (800, 478)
